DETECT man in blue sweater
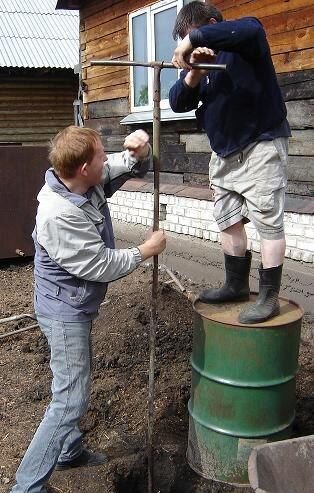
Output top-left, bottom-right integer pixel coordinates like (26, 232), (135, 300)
(169, 1), (290, 324)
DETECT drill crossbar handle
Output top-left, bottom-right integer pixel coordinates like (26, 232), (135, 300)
(90, 59), (227, 71)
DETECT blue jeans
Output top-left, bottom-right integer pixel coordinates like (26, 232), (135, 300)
(11, 316), (92, 493)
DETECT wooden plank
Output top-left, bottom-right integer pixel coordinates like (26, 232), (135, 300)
(0, 72), (77, 83)
(101, 133), (126, 146)
(180, 133), (212, 153)
(289, 129), (314, 155)
(287, 156), (314, 181)
(278, 68), (314, 100)
(0, 127), (70, 135)
(286, 181), (314, 196)
(0, 91), (76, 101)
(86, 29), (126, 56)
(83, 44), (129, 66)
(278, 68), (314, 85)
(81, 0), (116, 20)
(0, 108), (74, 116)
(87, 98), (129, 118)
(160, 141), (186, 154)
(0, 119), (73, 128)
(0, 135), (57, 143)
(86, 63), (129, 80)
(214, 0), (256, 10)
(83, 0), (124, 28)
(145, 171), (184, 185)
(87, 84), (129, 103)
(159, 151), (210, 174)
(161, 120), (201, 134)
(286, 99), (314, 129)
(83, 0), (152, 30)
(0, 83), (76, 91)
(86, 117), (128, 136)
(269, 26), (314, 55)
(222, 0), (313, 21)
(0, 102), (76, 111)
(86, 32), (128, 59)
(0, 87), (75, 96)
(86, 69), (129, 91)
(282, 81), (314, 101)
(262, 5), (314, 35)
(86, 15), (126, 43)
(273, 47), (314, 73)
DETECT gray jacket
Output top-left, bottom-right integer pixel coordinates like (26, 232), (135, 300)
(33, 148), (151, 322)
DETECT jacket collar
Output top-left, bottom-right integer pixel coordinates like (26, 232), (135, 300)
(45, 168), (89, 207)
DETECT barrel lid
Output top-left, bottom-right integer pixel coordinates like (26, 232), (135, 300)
(194, 294), (304, 328)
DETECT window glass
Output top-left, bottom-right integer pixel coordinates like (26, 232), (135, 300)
(154, 7), (177, 100)
(130, 1), (184, 111)
(132, 13), (148, 107)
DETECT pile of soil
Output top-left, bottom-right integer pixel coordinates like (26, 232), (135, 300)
(0, 260), (313, 493)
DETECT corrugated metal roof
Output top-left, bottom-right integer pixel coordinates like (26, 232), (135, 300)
(0, 0), (79, 69)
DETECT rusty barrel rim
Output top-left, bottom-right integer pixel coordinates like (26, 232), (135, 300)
(193, 293), (304, 328)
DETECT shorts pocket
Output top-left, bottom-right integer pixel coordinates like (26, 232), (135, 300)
(255, 171), (286, 207)
(248, 141), (287, 188)
(256, 191), (275, 212)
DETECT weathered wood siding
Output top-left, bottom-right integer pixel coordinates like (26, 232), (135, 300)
(81, 0), (314, 103)
(81, 0), (155, 107)
(0, 68), (78, 145)
(217, 0), (314, 73)
(80, 0), (313, 197)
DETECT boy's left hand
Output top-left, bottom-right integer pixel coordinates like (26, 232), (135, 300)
(172, 34), (193, 70)
(124, 130), (150, 160)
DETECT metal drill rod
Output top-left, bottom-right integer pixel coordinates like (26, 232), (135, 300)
(91, 58), (227, 71)
(89, 58), (226, 493)
(147, 65), (161, 493)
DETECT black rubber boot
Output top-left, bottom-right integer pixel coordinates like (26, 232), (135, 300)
(199, 251), (251, 303)
(238, 264), (283, 324)
(55, 448), (108, 471)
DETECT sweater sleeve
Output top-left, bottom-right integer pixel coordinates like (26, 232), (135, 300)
(169, 71), (202, 113)
(189, 17), (269, 60)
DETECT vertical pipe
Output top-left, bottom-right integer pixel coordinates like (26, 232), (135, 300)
(148, 65), (161, 493)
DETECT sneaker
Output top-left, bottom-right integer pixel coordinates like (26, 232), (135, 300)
(55, 448), (108, 471)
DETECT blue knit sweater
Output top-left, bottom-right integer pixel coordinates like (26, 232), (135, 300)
(169, 17), (290, 157)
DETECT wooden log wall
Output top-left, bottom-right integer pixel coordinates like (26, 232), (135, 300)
(80, 0), (313, 197)
(0, 68), (78, 145)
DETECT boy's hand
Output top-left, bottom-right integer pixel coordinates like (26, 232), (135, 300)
(124, 130), (150, 160)
(184, 47), (216, 87)
(172, 34), (193, 70)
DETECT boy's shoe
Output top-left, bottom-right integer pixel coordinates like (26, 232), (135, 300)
(55, 449), (108, 471)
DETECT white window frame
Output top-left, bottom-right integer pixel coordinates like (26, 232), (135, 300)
(129, 0), (183, 113)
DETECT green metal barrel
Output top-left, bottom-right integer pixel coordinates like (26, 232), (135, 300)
(187, 295), (303, 486)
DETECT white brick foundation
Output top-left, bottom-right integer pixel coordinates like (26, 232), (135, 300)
(108, 190), (314, 264)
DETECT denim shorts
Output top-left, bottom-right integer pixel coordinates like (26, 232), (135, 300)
(209, 138), (288, 240)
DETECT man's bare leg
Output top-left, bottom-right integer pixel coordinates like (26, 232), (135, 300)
(220, 221), (247, 256)
(261, 238), (286, 268)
